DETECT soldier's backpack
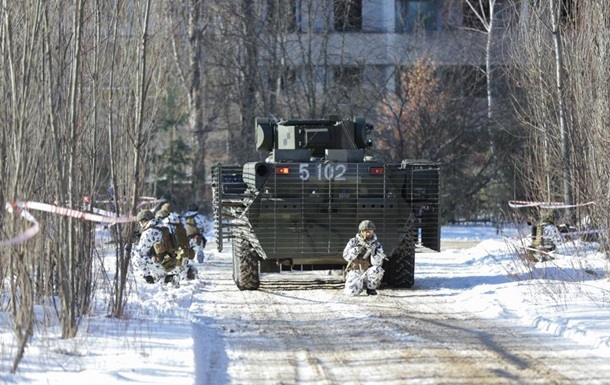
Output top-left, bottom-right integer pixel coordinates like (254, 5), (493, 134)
(170, 221), (195, 261)
(185, 214), (198, 237)
(152, 226), (178, 271)
(185, 213), (207, 247)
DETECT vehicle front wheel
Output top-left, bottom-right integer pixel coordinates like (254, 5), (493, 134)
(385, 228), (416, 288)
(233, 238), (260, 290)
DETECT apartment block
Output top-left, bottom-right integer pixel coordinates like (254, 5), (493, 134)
(263, 0), (513, 97)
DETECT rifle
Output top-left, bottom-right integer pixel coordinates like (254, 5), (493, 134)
(133, 228), (142, 241)
(356, 240), (388, 261)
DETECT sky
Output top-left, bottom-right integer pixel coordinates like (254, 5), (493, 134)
(1, 223), (610, 384)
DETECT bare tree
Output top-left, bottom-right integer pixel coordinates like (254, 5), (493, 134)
(464, 0), (498, 120)
(548, 0), (572, 208)
(375, 58), (496, 219)
(165, 0), (211, 206)
(563, 1), (609, 244)
(1, 0), (168, 370)
(2, 0), (44, 370)
(509, 0), (608, 238)
(115, 0), (159, 317)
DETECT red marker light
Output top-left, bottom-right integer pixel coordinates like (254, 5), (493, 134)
(276, 167), (290, 175)
(369, 167), (384, 175)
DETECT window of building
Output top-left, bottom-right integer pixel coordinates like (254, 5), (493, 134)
(334, 66), (362, 88)
(393, 66), (410, 98)
(560, 0), (578, 27)
(437, 65), (487, 98)
(395, 0), (442, 33)
(334, 0), (362, 32)
(463, 0), (490, 31)
(266, 0), (297, 32)
(265, 65), (298, 95)
(464, 65), (488, 98)
(279, 67), (297, 91)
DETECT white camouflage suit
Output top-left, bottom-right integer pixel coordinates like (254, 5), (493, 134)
(132, 218), (181, 283)
(183, 209), (208, 263)
(342, 233), (385, 295)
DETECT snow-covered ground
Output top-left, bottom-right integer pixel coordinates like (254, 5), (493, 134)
(1, 224), (609, 384)
(440, 224), (610, 349)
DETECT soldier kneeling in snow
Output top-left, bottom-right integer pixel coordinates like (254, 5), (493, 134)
(343, 220), (386, 296)
(133, 209), (182, 285)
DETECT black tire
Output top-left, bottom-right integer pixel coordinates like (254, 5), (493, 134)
(387, 228), (416, 288)
(233, 238), (260, 290)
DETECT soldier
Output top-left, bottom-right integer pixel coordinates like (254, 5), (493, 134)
(541, 215), (561, 248)
(183, 203), (208, 263)
(342, 220), (386, 296)
(133, 209), (179, 284)
(155, 204), (197, 280)
(527, 214), (562, 262)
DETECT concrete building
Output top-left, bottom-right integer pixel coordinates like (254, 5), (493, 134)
(267, 0), (513, 99)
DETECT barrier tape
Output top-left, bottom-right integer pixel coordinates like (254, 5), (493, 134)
(6, 201), (135, 223)
(86, 196), (165, 209)
(0, 203), (40, 247)
(136, 197), (166, 209)
(505, 226), (610, 245)
(508, 200), (596, 209)
(1, 200), (137, 248)
(562, 227), (610, 236)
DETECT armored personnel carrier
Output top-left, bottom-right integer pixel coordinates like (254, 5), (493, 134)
(212, 116), (440, 290)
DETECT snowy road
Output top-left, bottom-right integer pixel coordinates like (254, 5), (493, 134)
(190, 246), (610, 385)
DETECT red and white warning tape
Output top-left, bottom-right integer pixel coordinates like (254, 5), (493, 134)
(93, 196), (165, 209)
(562, 227), (610, 236)
(0, 203), (40, 247)
(1, 200), (136, 248)
(136, 197), (166, 209)
(6, 201), (135, 223)
(508, 200), (596, 209)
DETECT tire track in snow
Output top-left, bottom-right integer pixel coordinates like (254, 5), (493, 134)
(191, 251), (610, 384)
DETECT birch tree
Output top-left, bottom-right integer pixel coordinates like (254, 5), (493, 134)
(464, 0), (498, 120)
(2, 0), (40, 370)
(509, 0), (607, 235)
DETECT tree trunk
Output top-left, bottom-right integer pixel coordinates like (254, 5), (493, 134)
(239, 0), (257, 164)
(188, 0), (207, 205)
(549, 0), (573, 207)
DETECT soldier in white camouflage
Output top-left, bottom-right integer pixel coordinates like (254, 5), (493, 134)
(183, 203), (208, 263)
(342, 220), (386, 296)
(155, 203), (197, 281)
(133, 209), (180, 284)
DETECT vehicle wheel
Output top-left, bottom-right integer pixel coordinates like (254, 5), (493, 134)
(387, 227), (416, 288)
(233, 237), (260, 290)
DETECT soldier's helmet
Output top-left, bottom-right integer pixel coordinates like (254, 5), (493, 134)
(137, 209), (154, 222)
(161, 203), (172, 212)
(187, 203), (199, 212)
(155, 209), (170, 219)
(358, 220), (376, 232)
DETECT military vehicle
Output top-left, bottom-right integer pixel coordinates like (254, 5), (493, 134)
(212, 116), (440, 290)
